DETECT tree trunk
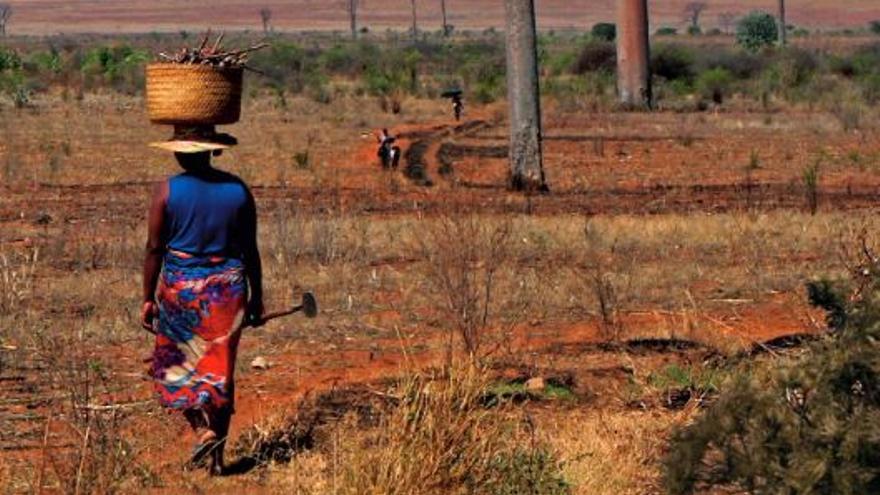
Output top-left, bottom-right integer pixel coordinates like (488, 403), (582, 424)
(504, 0), (546, 192)
(350, 0), (358, 39)
(411, 0), (418, 41)
(441, 0), (449, 36)
(778, 0), (787, 46)
(616, 0), (651, 109)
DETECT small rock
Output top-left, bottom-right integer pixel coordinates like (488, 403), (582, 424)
(250, 357), (270, 370)
(525, 377), (546, 392)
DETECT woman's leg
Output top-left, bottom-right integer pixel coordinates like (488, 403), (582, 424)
(208, 405), (234, 475)
(184, 408), (218, 469)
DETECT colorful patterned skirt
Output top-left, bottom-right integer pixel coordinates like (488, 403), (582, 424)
(151, 250), (247, 412)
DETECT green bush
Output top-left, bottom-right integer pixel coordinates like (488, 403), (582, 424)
(696, 67), (734, 104)
(80, 45), (148, 94)
(591, 22), (616, 42)
(656, 27), (678, 36)
(860, 73), (880, 104)
(571, 41), (616, 75)
(250, 42), (309, 93)
(664, 262), (880, 494)
(699, 48), (765, 79)
(736, 11), (779, 52)
(487, 448), (570, 495)
(870, 21), (880, 36)
(651, 44), (696, 82)
(0, 48), (22, 72)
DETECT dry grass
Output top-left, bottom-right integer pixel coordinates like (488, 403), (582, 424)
(545, 408), (696, 495)
(235, 366), (568, 495)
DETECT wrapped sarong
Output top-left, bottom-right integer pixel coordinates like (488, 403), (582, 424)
(151, 250), (246, 411)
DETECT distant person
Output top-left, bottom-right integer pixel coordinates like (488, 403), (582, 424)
(141, 126), (264, 475)
(376, 128), (401, 169)
(452, 94), (464, 121)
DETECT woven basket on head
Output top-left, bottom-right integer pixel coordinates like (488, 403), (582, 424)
(146, 63), (243, 125)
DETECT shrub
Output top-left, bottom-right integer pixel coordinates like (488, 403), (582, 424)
(870, 20), (880, 35)
(802, 159), (820, 215)
(664, 251), (880, 494)
(860, 73), (880, 104)
(651, 44), (696, 82)
(656, 27), (678, 36)
(699, 48), (765, 79)
(80, 44), (148, 94)
(0, 47), (21, 72)
(571, 41), (616, 74)
(736, 11), (779, 52)
(774, 47), (819, 88)
(687, 25), (702, 36)
(591, 22), (617, 42)
(850, 43), (880, 77)
(696, 67), (734, 104)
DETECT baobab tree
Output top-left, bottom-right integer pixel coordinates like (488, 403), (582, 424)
(778, 0), (787, 46)
(683, 2), (708, 33)
(0, 4), (11, 38)
(504, 0), (546, 192)
(617, 0), (651, 108)
(341, 0), (363, 39)
(259, 7), (272, 34)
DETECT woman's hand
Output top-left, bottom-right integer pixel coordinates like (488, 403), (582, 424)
(141, 301), (158, 334)
(247, 300), (265, 328)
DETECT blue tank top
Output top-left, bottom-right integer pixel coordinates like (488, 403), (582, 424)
(165, 171), (251, 257)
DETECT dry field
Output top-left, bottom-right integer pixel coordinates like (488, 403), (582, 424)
(1, 86), (880, 493)
(3, 0), (880, 35)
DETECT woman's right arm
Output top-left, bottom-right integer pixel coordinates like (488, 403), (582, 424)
(141, 181), (168, 333)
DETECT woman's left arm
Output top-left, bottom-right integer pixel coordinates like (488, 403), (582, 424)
(242, 187), (265, 327)
(141, 181), (168, 333)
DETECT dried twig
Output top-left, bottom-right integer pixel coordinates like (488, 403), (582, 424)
(157, 32), (268, 70)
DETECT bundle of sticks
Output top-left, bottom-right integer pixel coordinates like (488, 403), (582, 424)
(158, 31), (268, 71)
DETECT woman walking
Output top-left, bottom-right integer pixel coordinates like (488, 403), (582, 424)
(141, 126), (263, 475)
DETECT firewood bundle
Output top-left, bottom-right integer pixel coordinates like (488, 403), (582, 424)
(158, 31), (267, 71)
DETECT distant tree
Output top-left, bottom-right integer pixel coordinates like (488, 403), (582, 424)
(717, 12), (736, 35)
(260, 7), (272, 34)
(683, 2), (708, 34)
(340, 0), (363, 39)
(778, 0), (787, 46)
(0, 4), (11, 37)
(441, 0), (452, 36)
(870, 20), (880, 35)
(736, 11), (778, 52)
(410, 0), (418, 41)
(591, 22), (616, 42)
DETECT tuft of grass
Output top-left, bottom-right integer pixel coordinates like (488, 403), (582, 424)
(802, 158), (821, 216)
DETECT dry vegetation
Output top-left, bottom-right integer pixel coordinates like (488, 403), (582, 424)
(2, 28), (880, 494)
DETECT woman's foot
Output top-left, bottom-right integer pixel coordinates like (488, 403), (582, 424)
(185, 429), (218, 471)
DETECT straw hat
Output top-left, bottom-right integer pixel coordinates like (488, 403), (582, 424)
(150, 125), (238, 153)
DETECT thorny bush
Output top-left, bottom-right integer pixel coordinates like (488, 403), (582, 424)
(664, 235), (880, 494)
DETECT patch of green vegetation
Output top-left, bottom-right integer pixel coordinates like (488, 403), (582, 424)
(648, 364), (721, 395)
(486, 379), (577, 405)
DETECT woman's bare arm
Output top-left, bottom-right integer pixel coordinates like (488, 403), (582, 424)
(242, 188), (264, 326)
(142, 181), (168, 331)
